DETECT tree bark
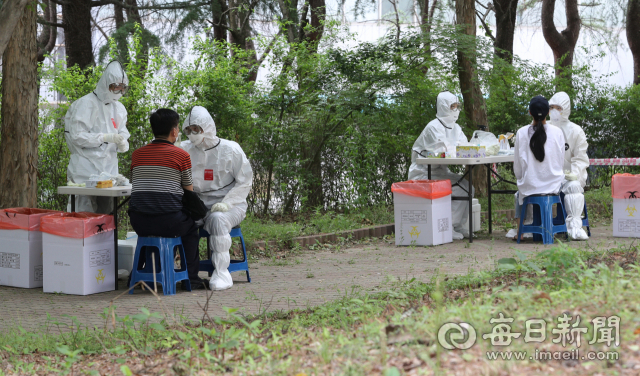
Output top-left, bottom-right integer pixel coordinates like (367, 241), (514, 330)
(456, 0), (488, 197)
(0, 0), (31, 57)
(62, 0), (94, 69)
(494, 0), (517, 63)
(306, 0), (325, 51)
(37, 0), (58, 62)
(211, 0), (228, 43)
(541, 0), (581, 82)
(628, 0), (640, 85)
(1, 5), (39, 208)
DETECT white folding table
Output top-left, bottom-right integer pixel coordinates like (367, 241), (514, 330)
(57, 186), (132, 290)
(415, 155), (516, 242)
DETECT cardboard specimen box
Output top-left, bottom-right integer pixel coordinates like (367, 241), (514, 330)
(0, 208), (61, 288)
(41, 212), (116, 295)
(612, 174), (640, 238)
(391, 180), (453, 246)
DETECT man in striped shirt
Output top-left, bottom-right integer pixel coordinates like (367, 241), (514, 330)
(128, 109), (207, 289)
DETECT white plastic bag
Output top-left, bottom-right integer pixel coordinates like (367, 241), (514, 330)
(470, 131), (500, 156)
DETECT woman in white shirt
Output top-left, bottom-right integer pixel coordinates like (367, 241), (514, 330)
(511, 96), (565, 240)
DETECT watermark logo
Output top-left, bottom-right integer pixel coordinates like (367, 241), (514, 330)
(437, 322), (477, 350)
(437, 313), (620, 361)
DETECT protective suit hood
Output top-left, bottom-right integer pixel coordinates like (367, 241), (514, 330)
(94, 61), (128, 103)
(549, 92), (571, 125)
(435, 91), (460, 125)
(182, 106), (219, 149)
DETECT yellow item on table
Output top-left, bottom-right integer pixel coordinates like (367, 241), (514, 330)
(96, 180), (113, 188)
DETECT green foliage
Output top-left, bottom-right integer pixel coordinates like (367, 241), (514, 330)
(33, 23), (640, 214)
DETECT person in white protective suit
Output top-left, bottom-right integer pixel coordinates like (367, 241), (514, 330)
(408, 91), (474, 240)
(64, 61), (130, 213)
(549, 92), (590, 240)
(180, 106), (253, 291)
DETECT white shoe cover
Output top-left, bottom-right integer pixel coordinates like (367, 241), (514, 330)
(452, 231), (464, 240)
(209, 234), (233, 291)
(506, 229), (532, 239)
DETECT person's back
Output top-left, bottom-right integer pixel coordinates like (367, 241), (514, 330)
(128, 109), (207, 289)
(513, 123), (565, 199)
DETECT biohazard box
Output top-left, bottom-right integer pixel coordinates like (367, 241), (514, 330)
(41, 212), (115, 295)
(391, 180), (453, 246)
(0, 208), (62, 288)
(612, 174), (640, 238)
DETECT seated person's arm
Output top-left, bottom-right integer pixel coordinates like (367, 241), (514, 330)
(183, 185), (193, 191)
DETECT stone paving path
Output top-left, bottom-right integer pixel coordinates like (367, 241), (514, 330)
(0, 225), (634, 332)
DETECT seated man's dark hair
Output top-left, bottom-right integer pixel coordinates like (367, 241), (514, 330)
(149, 109), (180, 137)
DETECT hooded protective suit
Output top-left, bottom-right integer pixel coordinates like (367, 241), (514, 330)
(65, 61), (130, 213)
(408, 91), (473, 239)
(549, 92), (589, 240)
(181, 106), (253, 290)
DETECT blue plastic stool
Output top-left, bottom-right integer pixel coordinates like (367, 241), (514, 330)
(129, 237), (191, 295)
(518, 195), (567, 245)
(555, 193), (591, 237)
(199, 226), (251, 282)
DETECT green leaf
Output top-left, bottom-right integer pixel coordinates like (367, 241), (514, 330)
(120, 365), (133, 376)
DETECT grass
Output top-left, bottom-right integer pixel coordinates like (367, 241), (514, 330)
(1, 243), (638, 375)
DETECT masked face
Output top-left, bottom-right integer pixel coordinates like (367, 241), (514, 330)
(549, 109), (562, 123)
(451, 108), (460, 122)
(188, 133), (205, 146)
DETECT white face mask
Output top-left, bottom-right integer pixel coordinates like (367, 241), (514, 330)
(549, 109), (562, 123)
(188, 133), (205, 146)
(451, 109), (460, 122)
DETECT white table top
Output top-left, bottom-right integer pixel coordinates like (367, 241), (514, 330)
(57, 186), (132, 197)
(416, 155), (515, 165)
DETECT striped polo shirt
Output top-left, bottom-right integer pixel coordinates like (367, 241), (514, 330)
(129, 139), (193, 214)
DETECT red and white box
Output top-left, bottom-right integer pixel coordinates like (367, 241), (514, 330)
(391, 180), (453, 246)
(0, 208), (62, 288)
(41, 212), (115, 295)
(612, 174), (640, 238)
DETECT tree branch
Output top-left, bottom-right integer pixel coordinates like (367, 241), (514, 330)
(91, 15), (109, 41)
(476, 10), (495, 41)
(257, 31), (282, 66)
(37, 17), (65, 28)
(90, 0), (209, 10)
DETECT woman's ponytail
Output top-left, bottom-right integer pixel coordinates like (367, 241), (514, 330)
(528, 96), (550, 163)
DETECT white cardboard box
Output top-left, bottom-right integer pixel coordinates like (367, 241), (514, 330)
(43, 230), (115, 295)
(394, 192), (453, 246)
(117, 239), (136, 273)
(0, 229), (44, 288)
(613, 198), (640, 238)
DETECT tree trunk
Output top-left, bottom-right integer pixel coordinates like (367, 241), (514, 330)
(541, 0), (580, 82)
(37, 0), (58, 63)
(113, 0), (130, 62)
(211, 0), (228, 43)
(62, 0), (94, 69)
(494, 0), (518, 63)
(228, 0), (259, 82)
(456, 0), (488, 197)
(306, 0), (325, 51)
(628, 0), (640, 85)
(0, 0), (30, 57)
(0, 5), (39, 208)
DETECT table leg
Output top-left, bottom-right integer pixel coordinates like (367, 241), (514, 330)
(428, 164), (431, 180)
(487, 164), (492, 234)
(468, 165), (473, 243)
(71, 195), (76, 212)
(114, 197), (119, 291)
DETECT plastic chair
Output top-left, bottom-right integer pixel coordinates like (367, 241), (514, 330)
(129, 237), (191, 295)
(555, 193), (591, 237)
(199, 226), (251, 282)
(517, 195), (567, 245)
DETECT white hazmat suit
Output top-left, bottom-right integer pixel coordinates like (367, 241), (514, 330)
(549, 92), (590, 240)
(408, 91), (473, 239)
(65, 61), (130, 213)
(181, 106), (253, 291)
